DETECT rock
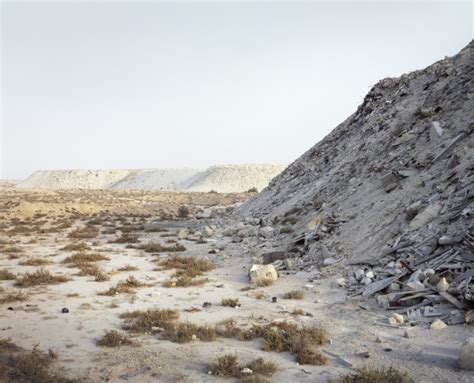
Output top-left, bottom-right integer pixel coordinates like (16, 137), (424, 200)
(232, 235), (243, 243)
(248, 264), (278, 286)
(387, 283), (401, 292)
(406, 281), (425, 291)
(323, 257), (338, 265)
(430, 319), (447, 330)
(438, 234), (463, 245)
(258, 226), (274, 238)
(241, 367), (253, 375)
(409, 202), (443, 229)
(365, 270), (375, 279)
(203, 226), (214, 237)
(436, 277), (450, 292)
(61, 307), (69, 314)
(388, 313), (404, 325)
(177, 229), (188, 239)
(355, 269), (365, 281)
(336, 278), (347, 287)
(262, 251), (289, 265)
(237, 226), (258, 238)
(202, 302), (212, 308)
(459, 337), (474, 370)
(304, 283), (315, 291)
(360, 277), (372, 286)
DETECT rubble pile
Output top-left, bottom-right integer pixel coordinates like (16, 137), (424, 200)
(237, 41), (473, 315)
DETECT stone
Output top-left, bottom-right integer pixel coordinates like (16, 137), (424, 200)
(203, 226), (214, 237)
(388, 313), (404, 325)
(61, 307), (69, 314)
(409, 202), (443, 229)
(323, 257), (338, 265)
(232, 235), (243, 243)
(237, 226), (258, 238)
(336, 278), (347, 287)
(406, 281), (425, 291)
(459, 337), (474, 370)
(387, 283), (401, 292)
(258, 226), (275, 238)
(436, 277), (450, 292)
(177, 229), (188, 239)
(248, 264), (278, 286)
(241, 367), (253, 375)
(365, 270), (375, 279)
(430, 319), (447, 330)
(355, 269), (365, 281)
(262, 251), (288, 265)
(438, 235), (463, 246)
(360, 277), (372, 286)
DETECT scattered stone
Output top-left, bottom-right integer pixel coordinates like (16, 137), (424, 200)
(61, 307), (69, 314)
(438, 234), (463, 245)
(360, 277), (372, 286)
(436, 277), (450, 292)
(202, 302), (212, 308)
(272, 297), (277, 303)
(409, 202), (443, 229)
(406, 281), (425, 291)
(248, 264), (278, 286)
(388, 313), (404, 326)
(459, 337), (474, 370)
(430, 319), (447, 330)
(429, 121), (444, 141)
(355, 269), (365, 281)
(258, 226), (275, 238)
(241, 367), (253, 375)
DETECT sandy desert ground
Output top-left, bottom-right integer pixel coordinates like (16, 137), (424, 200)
(0, 186), (472, 382)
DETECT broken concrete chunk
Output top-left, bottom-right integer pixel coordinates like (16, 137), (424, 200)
(388, 313), (405, 326)
(459, 338), (474, 370)
(436, 277), (450, 292)
(248, 264), (278, 286)
(409, 202), (442, 229)
(430, 319), (447, 330)
(406, 281), (425, 291)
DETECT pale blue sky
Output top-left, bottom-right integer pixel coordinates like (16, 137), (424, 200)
(1, 1), (472, 179)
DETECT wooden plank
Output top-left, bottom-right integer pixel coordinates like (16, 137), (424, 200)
(362, 273), (406, 297)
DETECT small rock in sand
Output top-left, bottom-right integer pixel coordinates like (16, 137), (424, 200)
(388, 313), (404, 325)
(459, 337), (474, 370)
(436, 277), (450, 292)
(430, 319), (447, 330)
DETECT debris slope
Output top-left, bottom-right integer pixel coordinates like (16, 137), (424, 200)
(238, 41), (473, 299)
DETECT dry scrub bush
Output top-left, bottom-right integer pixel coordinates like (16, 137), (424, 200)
(161, 322), (216, 343)
(0, 339), (76, 383)
(98, 276), (150, 296)
(68, 225), (99, 239)
(19, 258), (50, 266)
(0, 269), (16, 280)
(62, 252), (109, 265)
(111, 233), (140, 244)
(332, 366), (413, 383)
(0, 290), (28, 304)
(62, 242), (90, 252)
(15, 269), (70, 287)
(139, 242), (186, 253)
(96, 330), (135, 348)
(283, 290), (305, 300)
(207, 354), (276, 379)
(221, 298), (240, 307)
(120, 308), (179, 333)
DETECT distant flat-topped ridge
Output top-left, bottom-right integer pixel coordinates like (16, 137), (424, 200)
(16, 164), (286, 193)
